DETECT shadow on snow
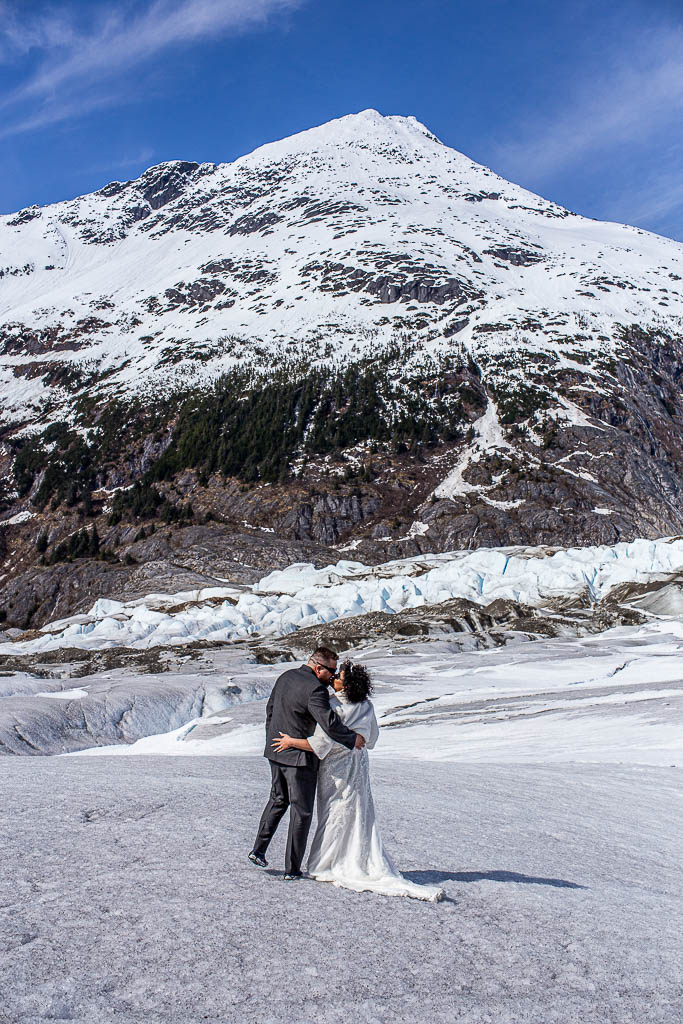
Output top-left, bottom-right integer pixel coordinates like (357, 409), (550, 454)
(403, 869), (588, 890)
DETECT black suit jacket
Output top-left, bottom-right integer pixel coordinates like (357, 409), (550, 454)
(264, 664), (357, 768)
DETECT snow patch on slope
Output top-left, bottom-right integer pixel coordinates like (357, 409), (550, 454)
(433, 400), (514, 499)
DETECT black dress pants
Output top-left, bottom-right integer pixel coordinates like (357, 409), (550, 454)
(253, 760), (318, 875)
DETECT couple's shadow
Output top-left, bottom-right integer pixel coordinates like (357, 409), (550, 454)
(263, 868), (587, 902)
(403, 869), (587, 890)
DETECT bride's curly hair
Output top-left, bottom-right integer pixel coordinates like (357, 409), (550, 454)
(340, 660), (373, 703)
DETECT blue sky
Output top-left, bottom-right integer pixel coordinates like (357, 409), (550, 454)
(1, 0), (682, 240)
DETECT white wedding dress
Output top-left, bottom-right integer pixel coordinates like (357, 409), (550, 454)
(306, 693), (444, 902)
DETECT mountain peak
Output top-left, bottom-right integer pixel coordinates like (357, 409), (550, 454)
(236, 108), (445, 166)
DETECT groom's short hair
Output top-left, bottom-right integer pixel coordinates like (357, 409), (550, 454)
(310, 646), (338, 666)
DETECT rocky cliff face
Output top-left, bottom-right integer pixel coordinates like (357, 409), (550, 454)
(1, 110), (683, 627)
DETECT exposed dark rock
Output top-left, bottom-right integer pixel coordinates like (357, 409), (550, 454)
(366, 275), (474, 305)
(163, 278), (226, 308)
(443, 319), (469, 337)
(283, 492), (381, 545)
(138, 161), (200, 210)
(96, 180), (131, 199)
(463, 191), (501, 203)
(484, 246), (546, 266)
(6, 206), (41, 226)
(227, 211), (283, 236)
(0, 324), (92, 356)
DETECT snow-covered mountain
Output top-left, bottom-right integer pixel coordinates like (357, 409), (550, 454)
(2, 110), (683, 630)
(2, 108), (683, 412)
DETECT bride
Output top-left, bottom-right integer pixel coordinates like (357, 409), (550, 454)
(272, 661), (444, 902)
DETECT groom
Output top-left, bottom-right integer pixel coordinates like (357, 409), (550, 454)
(249, 646), (365, 879)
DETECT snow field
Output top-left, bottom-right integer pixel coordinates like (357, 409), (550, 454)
(2, 758), (681, 1023)
(72, 620), (683, 768)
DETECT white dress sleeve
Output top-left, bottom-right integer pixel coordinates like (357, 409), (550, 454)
(363, 702), (380, 750)
(308, 699), (379, 757)
(308, 697), (347, 759)
(308, 722), (339, 760)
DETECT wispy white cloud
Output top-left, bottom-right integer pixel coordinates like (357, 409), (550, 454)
(599, 143), (683, 239)
(0, 0), (303, 136)
(85, 146), (157, 177)
(494, 23), (683, 181)
(0, 1), (77, 61)
(0, 91), (123, 142)
(491, 17), (683, 238)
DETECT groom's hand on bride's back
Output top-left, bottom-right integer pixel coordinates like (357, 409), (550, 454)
(354, 733), (366, 749)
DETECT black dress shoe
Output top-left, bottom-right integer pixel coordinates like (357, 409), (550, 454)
(283, 872), (303, 881)
(248, 851), (268, 868)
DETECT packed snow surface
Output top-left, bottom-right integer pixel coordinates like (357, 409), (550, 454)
(34, 687), (89, 700)
(3, 536), (683, 654)
(3, 757), (681, 1022)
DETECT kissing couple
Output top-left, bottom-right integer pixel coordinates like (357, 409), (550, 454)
(249, 646), (443, 901)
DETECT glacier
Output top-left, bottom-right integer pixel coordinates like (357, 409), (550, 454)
(2, 536), (682, 654)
